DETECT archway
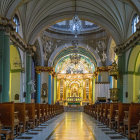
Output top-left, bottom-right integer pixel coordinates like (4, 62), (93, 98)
(128, 44), (140, 102)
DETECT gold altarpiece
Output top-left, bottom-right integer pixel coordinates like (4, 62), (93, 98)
(57, 73), (94, 105)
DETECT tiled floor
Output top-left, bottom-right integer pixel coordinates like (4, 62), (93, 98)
(15, 112), (128, 140)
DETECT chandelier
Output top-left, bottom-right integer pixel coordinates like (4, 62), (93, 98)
(70, 0), (82, 38)
(70, 53), (81, 65)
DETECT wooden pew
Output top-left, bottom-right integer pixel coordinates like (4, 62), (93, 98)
(107, 103), (118, 128)
(0, 102), (19, 139)
(96, 104), (101, 120)
(114, 103), (130, 132)
(40, 104), (46, 122)
(25, 103), (35, 129)
(102, 103), (110, 124)
(138, 120), (140, 140)
(127, 104), (140, 139)
(35, 104), (42, 125)
(99, 103), (106, 122)
(44, 104), (50, 121)
(15, 103), (29, 133)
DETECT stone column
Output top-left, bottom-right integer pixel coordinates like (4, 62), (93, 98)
(36, 72), (41, 103)
(48, 73), (52, 104)
(26, 53), (32, 103)
(0, 29), (10, 102)
(117, 54), (125, 102)
(53, 75), (57, 104)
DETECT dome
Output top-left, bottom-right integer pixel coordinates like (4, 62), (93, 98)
(49, 20), (100, 35)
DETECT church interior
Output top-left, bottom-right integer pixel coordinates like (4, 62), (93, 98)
(0, 0), (140, 140)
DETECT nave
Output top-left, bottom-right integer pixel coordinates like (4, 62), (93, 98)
(15, 112), (128, 140)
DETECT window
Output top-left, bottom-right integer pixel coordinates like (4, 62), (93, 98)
(132, 14), (139, 33)
(13, 15), (20, 33)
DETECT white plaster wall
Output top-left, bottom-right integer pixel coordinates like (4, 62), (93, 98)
(95, 84), (110, 101)
(100, 72), (109, 82)
(41, 72), (49, 103)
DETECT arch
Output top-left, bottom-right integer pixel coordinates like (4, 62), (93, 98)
(48, 42), (102, 67)
(127, 44), (140, 103)
(10, 45), (22, 103)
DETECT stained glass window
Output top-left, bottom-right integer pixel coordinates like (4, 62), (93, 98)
(13, 15), (20, 33)
(132, 14), (139, 34)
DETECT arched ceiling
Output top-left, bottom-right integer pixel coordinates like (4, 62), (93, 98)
(0, 0), (139, 45)
(15, 0), (138, 45)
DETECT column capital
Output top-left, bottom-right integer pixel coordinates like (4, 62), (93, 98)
(25, 45), (36, 56)
(52, 72), (57, 78)
(0, 17), (15, 33)
(115, 28), (140, 55)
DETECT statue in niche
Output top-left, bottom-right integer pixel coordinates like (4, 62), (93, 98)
(41, 83), (48, 103)
(28, 80), (36, 93)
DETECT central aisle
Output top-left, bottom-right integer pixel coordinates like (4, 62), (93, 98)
(48, 112), (96, 140)
(15, 112), (128, 140)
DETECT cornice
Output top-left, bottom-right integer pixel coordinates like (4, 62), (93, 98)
(0, 17), (37, 53)
(115, 26), (140, 55)
(10, 31), (27, 51)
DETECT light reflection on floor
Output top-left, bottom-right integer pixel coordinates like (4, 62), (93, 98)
(48, 112), (96, 140)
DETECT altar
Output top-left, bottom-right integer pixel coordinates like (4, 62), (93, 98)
(67, 97), (82, 105)
(56, 73), (94, 106)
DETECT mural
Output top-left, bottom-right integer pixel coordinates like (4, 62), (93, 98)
(55, 54), (95, 74)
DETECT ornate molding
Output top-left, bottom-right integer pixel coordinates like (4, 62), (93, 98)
(10, 31), (27, 51)
(95, 66), (112, 72)
(0, 17), (15, 33)
(0, 17), (37, 53)
(35, 66), (54, 73)
(115, 28), (140, 55)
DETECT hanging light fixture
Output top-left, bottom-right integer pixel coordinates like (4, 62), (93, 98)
(70, 0), (82, 38)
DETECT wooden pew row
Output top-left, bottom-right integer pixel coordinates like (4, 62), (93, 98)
(84, 103), (140, 140)
(115, 103), (130, 132)
(0, 103), (64, 140)
(0, 102), (19, 139)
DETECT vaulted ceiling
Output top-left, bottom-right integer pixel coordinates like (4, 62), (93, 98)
(0, 0), (139, 45)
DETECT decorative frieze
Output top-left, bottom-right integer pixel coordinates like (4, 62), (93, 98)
(35, 66), (54, 74)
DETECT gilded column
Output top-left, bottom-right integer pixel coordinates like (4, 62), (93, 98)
(63, 79), (66, 100)
(89, 78), (92, 101)
(57, 79), (60, 101)
(83, 79), (86, 100)
(92, 78), (96, 103)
